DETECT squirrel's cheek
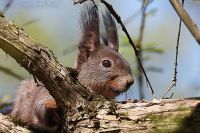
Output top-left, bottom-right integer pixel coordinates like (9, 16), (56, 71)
(96, 86), (118, 98)
(104, 88), (119, 98)
(107, 80), (121, 90)
(102, 91), (118, 98)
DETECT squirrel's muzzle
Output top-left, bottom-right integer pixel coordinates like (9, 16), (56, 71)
(125, 77), (134, 89)
(111, 74), (134, 94)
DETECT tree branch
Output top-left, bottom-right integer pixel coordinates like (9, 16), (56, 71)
(1, 98), (200, 132)
(0, 114), (31, 133)
(161, 0), (184, 99)
(136, 0), (149, 100)
(169, 0), (200, 45)
(0, 12), (104, 132)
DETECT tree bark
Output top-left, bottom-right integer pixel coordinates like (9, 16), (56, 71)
(0, 114), (31, 133)
(0, 12), (86, 110)
(1, 98), (200, 133)
(169, 0), (200, 45)
(0, 11), (103, 132)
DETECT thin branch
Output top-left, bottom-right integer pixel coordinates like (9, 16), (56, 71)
(137, 0), (149, 99)
(100, 0), (155, 97)
(73, 0), (90, 4)
(170, 0), (200, 45)
(161, 85), (175, 99)
(161, 0), (183, 99)
(2, 0), (14, 14)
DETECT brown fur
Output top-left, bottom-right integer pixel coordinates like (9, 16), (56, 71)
(11, 3), (134, 131)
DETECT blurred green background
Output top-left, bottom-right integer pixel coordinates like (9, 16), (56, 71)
(0, 0), (200, 102)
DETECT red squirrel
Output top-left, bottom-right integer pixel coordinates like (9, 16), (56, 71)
(11, 4), (134, 132)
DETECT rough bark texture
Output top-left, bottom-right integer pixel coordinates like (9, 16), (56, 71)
(0, 12), (86, 110)
(0, 11), (101, 131)
(1, 98), (200, 133)
(0, 11), (112, 132)
(0, 114), (31, 133)
(73, 98), (200, 133)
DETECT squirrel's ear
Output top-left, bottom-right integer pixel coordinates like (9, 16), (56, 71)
(76, 5), (100, 70)
(102, 9), (119, 51)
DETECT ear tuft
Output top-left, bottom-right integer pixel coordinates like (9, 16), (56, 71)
(76, 4), (100, 71)
(102, 9), (119, 51)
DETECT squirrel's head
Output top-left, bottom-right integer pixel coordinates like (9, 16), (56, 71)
(74, 4), (134, 98)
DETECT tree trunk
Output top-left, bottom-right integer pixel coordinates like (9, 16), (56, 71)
(1, 98), (200, 133)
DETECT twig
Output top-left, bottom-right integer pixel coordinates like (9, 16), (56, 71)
(137, 0), (149, 99)
(73, 0), (91, 4)
(161, 85), (175, 99)
(2, 0), (14, 14)
(169, 0), (200, 45)
(170, 93), (174, 99)
(100, 0), (154, 97)
(161, 0), (183, 99)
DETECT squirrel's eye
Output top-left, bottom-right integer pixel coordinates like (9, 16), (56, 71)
(102, 60), (111, 67)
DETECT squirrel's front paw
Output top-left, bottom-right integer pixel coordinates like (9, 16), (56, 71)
(45, 99), (57, 110)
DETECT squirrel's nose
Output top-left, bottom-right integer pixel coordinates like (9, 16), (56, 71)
(126, 78), (134, 88)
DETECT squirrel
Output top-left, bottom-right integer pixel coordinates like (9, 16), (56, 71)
(11, 4), (134, 132)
